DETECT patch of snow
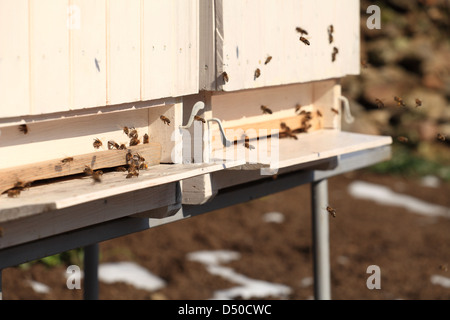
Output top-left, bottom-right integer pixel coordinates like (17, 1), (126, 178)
(430, 275), (450, 288)
(262, 212), (285, 223)
(98, 261), (166, 292)
(348, 180), (450, 218)
(27, 280), (50, 294)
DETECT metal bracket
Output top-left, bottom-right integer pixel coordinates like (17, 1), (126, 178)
(207, 118), (233, 148)
(339, 96), (355, 124)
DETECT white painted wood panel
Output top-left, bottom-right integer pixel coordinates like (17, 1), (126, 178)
(71, 0), (107, 109)
(108, 0), (141, 105)
(0, 0), (30, 118)
(29, 0), (70, 114)
(210, 0), (360, 92)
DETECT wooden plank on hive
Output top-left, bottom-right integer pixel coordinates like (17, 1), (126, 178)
(0, 143), (161, 195)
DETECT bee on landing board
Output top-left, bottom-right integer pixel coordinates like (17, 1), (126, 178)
(265, 56), (272, 65)
(108, 140), (120, 150)
(18, 124), (28, 134)
(123, 126), (129, 136)
(93, 138), (102, 149)
(295, 104), (302, 113)
(61, 157), (74, 164)
(160, 115), (170, 126)
(299, 36), (310, 46)
(254, 68), (261, 80)
(92, 170), (103, 183)
(261, 105), (273, 115)
(7, 189), (21, 198)
(326, 206), (337, 218)
(143, 133), (149, 144)
(129, 136), (140, 146)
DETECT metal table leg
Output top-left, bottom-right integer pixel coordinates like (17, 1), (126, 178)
(83, 243), (99, 300)
(311, 179), (331, 300)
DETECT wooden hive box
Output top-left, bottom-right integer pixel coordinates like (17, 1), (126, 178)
(181, 0), (392, 204)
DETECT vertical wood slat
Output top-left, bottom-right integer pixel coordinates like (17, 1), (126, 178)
(0, 0), (30, 118)
(0, 0), (199, 118)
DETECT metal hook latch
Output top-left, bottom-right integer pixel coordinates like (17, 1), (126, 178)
(207, 118), (233, 147)
(339, 96), (355, 124)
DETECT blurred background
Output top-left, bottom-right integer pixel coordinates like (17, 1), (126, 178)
(2, 0), (450, 300)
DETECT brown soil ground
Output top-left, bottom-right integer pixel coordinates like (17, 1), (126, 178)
(2, 170), (450, 300)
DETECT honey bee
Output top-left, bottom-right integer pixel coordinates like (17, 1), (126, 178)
(375, 98), (385, 108)
(119, 144), (127, 150)
(439, 264), (448, 272)
(129, 136), (140, 146)
(123, 126), (130, 135)
(222, 71), (229, 83)
(331, 108), (339, 115)
(128, 129), (138, 139)
(14, 181), (31, 190)
(92, 170), (102, 183)
(331, 47), (339, 62)
(328, 25), (334, 44)
(61, 157), (74, 164)
(108, 140), (120, 150)
(326, 206), (336, 218)
(394, 96), (406, 107)
(126, 170), (139, 179)
(160, 115), (170, 125)
(244, 142), (255, 150)
(18, 124), (28, 134)
(139, 163), (148, 170)
(84, 165), (94, 175)
(194, 115), (206, 123)
(295, 104), (302, 113)
(397, 136), (409, 143)
(143, 133), (149, 144)
(116, 166), (127, 172)
(316, 110), (323, 117)
(7, 189), (21, 198)
(437, 133), (446, 142)
(265, 56), (272, 65)
(126, 150), (133, 163)
(254, 68), (261, 79)
(361, 59), (369, 69)
(295, 27), (308, 35)
(93, 138), (102, 149)
(299, 36), (310, 46)
(280, 122), (290, 131)
(134, 153), (145, 162)
(261, 105), (273, 115)
(415, 98), (422, 107)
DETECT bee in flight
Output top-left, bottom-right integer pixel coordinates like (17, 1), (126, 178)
(254, 68), (261, 80)
(331, 108), (339, 115)
(265, 56), (272, 65)
(331, 47), (339, 62)
(375, 98), (384, 108)
(326, 206), (337, 218)
(261, 105), (273, 114)
(194, 115), (206, 123)
(397, 136), (408, 143)
(394, 96), (406, 107)
(160, 115), (170, 126)
(299, 36), (310, 46)
(295, 27), (308, 35)
(415, 98), (422, 107)
(222, 71), (229, 83)
(328, 25), (334, 44)
(437, 133), (446, 142)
